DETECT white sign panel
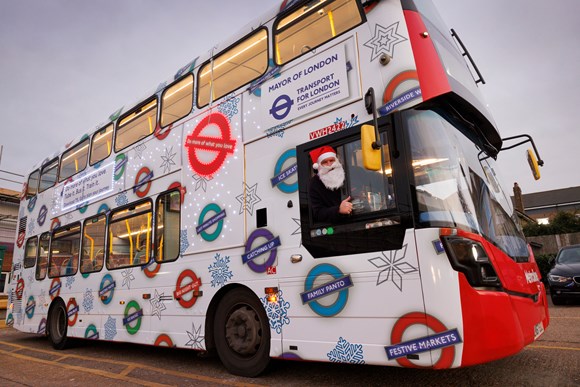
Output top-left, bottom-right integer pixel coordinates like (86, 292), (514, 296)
(62, 163), (115, 210)
(261, 45), (349, 130)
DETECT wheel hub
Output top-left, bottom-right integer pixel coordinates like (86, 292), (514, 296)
(225, 305), (261, 356)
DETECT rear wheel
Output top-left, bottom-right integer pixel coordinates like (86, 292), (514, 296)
(214, 288), (270, 377)
(47, 300), (69, 350)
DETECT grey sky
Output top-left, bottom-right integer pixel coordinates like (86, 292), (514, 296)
(0, 0), (578, 196)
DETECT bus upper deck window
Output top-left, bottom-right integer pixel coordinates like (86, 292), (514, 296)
(39, 158), (59, 193)
(90, 124), (113, 165)
(60, 137), (89, 181)
(274, 0), (363, 65)
(115, 98), (158, 152)
(27, 169), (40, 198)
(161, 74), (194, 127)
(197, 28), (268, 107)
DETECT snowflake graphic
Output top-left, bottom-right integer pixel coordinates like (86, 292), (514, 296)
(260, 290), (290, 335)
(235, 183), (261, 216)
(121, 268), (135, 289)
(115, 192), (128, 207)
(82, 289), (94, 313)
(266, 120), (292, 139)
(160, 146), (177, 174)
(65, 276), (76, 289)
(335, 115), (360, 129)
(28, 217), (35, 234)
(180, 229), (190, 254)
(27, 273), (35, 285)
(291, 218), (302, 247)
(368, 245), (418, 291)
(38, 289), (47, 311)
(364, 22), (408, 61)
(104, 316), (117, 340)
(150, 289), (167, 320)
(208, 253), (233, 288)
(134, 143), (147, 159)
(65, 212), (74, 221)
(217, 93), (240, 121)
(192, 174), (212, 192)
(185, 323), (204, 350)
(327, 337), (365, 364)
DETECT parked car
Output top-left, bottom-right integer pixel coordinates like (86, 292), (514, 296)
(548, 244), (580, 305)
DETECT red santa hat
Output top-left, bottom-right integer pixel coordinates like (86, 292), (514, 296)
(309, 145), (336, 170)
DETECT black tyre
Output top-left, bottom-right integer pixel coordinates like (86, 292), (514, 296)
(47, 300), (69, 350)
(214, 288), (270, 377)
(551, 293), (565, 306)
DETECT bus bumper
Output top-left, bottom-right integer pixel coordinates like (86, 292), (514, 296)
(458, 275), (549, 367)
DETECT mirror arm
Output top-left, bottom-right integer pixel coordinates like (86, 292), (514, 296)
(500, 134), (544, 166)
(364, 88), (382, 149)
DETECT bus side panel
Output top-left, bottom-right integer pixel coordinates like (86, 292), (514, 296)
(412, 228), (464, 368)
(362, 1), (423, 115)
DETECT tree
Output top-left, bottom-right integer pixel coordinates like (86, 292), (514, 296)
(523, 210), (580, 236)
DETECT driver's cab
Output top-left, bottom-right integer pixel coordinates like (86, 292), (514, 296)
(297, 115), (410, 258)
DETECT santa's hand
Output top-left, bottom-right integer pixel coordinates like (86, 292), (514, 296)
(339, 196), (353, 215)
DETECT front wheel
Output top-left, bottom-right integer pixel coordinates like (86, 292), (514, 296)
(214, 288), (271, 377)
(551, 293), (565, 306)
(47, 300), (69, 350)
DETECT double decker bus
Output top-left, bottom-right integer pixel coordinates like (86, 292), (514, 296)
(6, 0), (548, 377)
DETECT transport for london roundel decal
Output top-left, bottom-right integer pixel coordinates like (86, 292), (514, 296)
(301, 263), (353, 317)
(386, 312), (462, 369)
(185, 112), (236, 178)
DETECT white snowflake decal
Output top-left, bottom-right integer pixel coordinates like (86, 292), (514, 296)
(327, 337), (365, 364)
(261, 290), (290, 335)
(217, 93), (240, 121)
(180, 229), (190, 254)
(104, 316), (117, 340)
(121, 268), (135, 289)
(82, 289), (94, 313)
(208, 253), (233, 288)
(150, 289), (167, 320)
(368, 245), (418, 291)
(185, 322), (204, 350)
(160, 146), (177, 174)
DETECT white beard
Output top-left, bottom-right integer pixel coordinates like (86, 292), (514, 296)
(318, 160), (345, 190)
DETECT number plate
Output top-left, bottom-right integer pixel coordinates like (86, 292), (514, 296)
(534, 322), (545, 339)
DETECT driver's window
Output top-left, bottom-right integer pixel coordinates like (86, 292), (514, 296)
(308, 131), (395, 225)
(341, 133), (395, 215)
(81, 214), (106, 274)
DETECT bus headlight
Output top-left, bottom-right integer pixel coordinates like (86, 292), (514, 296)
(441, 236), (502, 289)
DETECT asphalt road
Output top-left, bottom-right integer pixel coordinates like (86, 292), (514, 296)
(1, 299), (578, 387)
